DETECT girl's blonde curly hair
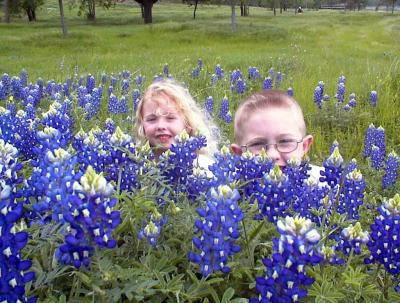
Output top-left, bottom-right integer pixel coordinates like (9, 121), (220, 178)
(134, 78), (219, 156)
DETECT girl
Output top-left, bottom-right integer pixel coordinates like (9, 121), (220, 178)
(134, 78), (219, 168)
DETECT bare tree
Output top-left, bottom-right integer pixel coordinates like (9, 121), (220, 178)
(230, 0), (236, 31)
(59, 0), (68, 37)
(3, 0), (10, 23)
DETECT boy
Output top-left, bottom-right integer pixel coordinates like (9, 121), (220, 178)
(231, 89), (321, 179)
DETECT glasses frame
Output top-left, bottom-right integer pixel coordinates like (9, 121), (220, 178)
(241, 138), (304, 154)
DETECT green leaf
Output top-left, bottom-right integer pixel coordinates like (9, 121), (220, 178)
(221, 287), (235, 303)
(308, 280), (346, 303)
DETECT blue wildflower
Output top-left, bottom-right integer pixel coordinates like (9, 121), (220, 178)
(189, 185), (243, 276)
(263, 77), (273, 90)
(337, 222), (369, 255)
(370, 90), (377, 107)
(251, 216), (322, 303)
(382, 152), (399, 189)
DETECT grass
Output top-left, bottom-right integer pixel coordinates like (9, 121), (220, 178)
(0, 2), (399, 161)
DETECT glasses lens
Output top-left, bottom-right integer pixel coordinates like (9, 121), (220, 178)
(277, 141), (298, 153)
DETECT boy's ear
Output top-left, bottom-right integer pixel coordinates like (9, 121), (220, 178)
(302, 135), (313, 154)
(231, 143), (243, 156)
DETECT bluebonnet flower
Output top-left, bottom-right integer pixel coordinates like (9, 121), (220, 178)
(101, 72), (107, 85)
(103, 127), (140, 191)
(0, 82), (6, 100)
(55, 165), (121, 268)
(343, 104), (351, 111)
(205, 96), (214, 118)
(73, 130), (107, 173)
(230, 69), (243, 84)
(209, 146), (241, 185)
(11, 76), (22, 100)
(329, 140), (339, 155)
(110, 74), (117, 87)
(370, 90), (377, 107)
(135, 74), (144, 88)
(275, 72), (282, 87)
(86, 74), (95, 93)
(104, 118), (115, 134)
(78, 75), (84, 87)
(263, 77), (273, 90)
(382, 152), (399, 189)
(321, 245), (344, 265)
(191, 67), (200, 79)
(0, 140), (36, 302)
(197, 58), (203, 69)
(108, 94), (119, 114)
(365, 194), (400, 291)
(20, 69), (27, 86)
(256, 164), (294, 223)
(314, 86), (323, 109)
(344, 158), (358, 175)
(338, 168), (366, 220)
(320, 147), (343, 189)
(248, 66), (261, 80)
(188, 185), (243, 276)
(121, 79), (130, 94)
(234, 150), (274, 198)
(375, 126), (386, 158)
(323, 94), (330, 101)
(268, 67), (274, 78)
(251, 216), (322, 303)
(158, 131), (207, 193)
(1, 73), (10, 96)
(119, 95), (128, 113)
(371, 145), (384, 170)
(287, 87), (294, 97)
(363, 124), (375, 158)
(163, 63), (169, 76)
(210, 74), (218, 86)
(41, 101), (74, 147)
(108, 85), (113, 97)
(138, 218), (164, 247)
(337, 222), (369, 255)
(132, 89), (141, 112)
(232, 78), (247, 94)
(348, 92), (356, 107)
(215, 64), (224, 80)
(219, 96), (230, 121)
(318, 81), (324, 95)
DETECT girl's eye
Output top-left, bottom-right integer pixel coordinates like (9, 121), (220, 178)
(167, 116), (176, 120)
(145, 117), (156, 122)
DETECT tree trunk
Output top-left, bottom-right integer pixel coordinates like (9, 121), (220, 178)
(193, 0), (198, 19)
(3, 0), (10, 23)
(392, 0), (395, 13)
(141, 4), (144, 18)
(240, 2), (244, 16)
(143, 0), (153, 24)
(230, 0), (236, 31)
(280, 0), (282, 13)
(26, 8), (36, 21)
(58, 0), (68, 37)
(273, 0), (276, 16)
(87, 0), (96, 20)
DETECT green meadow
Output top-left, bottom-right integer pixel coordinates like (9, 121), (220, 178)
(0, 2), (399, 160)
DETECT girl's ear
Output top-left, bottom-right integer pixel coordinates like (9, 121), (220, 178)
(231, 143), (243, 156)
(302, 135), (313, 154)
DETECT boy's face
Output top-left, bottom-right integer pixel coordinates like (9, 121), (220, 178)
(142, 94), (187, 155)
(231, 107), (313, 168)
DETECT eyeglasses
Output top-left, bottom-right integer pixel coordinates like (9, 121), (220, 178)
(241, 138), (304, 154)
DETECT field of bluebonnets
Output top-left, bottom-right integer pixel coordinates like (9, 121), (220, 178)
(1, 2), (400, 302)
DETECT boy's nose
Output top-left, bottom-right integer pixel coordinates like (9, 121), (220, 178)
(265, 145), (281, 162)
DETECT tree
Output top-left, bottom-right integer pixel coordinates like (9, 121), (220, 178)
(58, 0), (68, 37)
(3, 0), (10, 23)
(230, 0), (236, 31)
(12, 0), (44, 22)
(134, 0), (159, 24)
(240, 0), (249, 16)
(72, 0), (116, 21)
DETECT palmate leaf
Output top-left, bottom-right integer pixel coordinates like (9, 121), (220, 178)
(308, 280), (346, 303)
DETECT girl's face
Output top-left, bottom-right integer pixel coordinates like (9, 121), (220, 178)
(142, 93), (187, 156)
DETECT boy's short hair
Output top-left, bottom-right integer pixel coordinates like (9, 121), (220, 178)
(234, 90), (307, 144)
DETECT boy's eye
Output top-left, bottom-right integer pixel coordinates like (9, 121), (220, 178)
(144, 116), (157, 122)
(166, 115), (177, 120)
(278, 139), (296, 146)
